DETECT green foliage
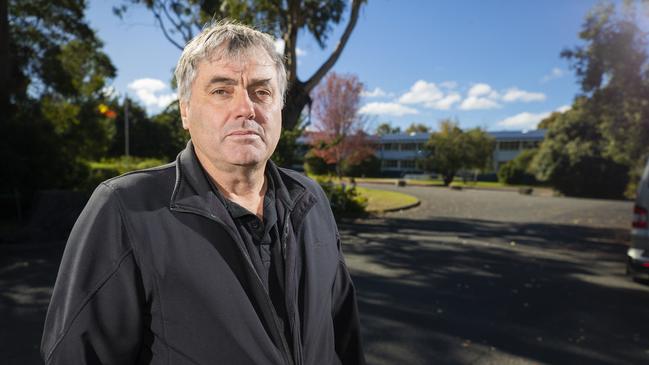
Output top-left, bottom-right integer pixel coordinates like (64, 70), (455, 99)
(109, 100), (188, 162)
(498, 149), (538, 185)
(405, 123), (430, 134)
(532, 100), (629, 198)
(272, 116), (306, 168)
(304, 150), (333, 175)
(315, 178), (367, 220)
(423, 119), (494, 186)
(551, 1), (649, 197)
(376, 122), (400, 135)
(83, 156), (166, 192)
(342, 155), (381, 177)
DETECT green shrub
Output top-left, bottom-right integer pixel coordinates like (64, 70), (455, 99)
(304, 150), (333, 175)
(498, 149), (538, 185)
(342, 155), (381, 177)
(82, 156), (166, 192)
(316, 178), (367, 220)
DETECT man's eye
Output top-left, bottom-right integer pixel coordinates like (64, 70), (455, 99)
(256, 89), (272, 98)
(211, 89), (228, 95)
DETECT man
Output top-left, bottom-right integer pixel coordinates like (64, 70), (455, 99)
(41, 21), (365, 365)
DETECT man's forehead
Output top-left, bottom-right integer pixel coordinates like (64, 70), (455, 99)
(204, 45), (275, 70)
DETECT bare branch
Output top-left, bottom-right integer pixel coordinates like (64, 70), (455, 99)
(304, 0), (363, 92)
(151, 5), (184, 50)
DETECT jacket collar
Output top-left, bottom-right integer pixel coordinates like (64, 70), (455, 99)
(170, 140), (313, 218)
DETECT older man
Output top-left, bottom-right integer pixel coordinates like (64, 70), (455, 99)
(41, 21), (365, 365)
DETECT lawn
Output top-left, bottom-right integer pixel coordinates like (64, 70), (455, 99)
(355, 186), (419, 213)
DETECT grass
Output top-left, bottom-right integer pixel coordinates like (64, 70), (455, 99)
(355, 186), (419, 212)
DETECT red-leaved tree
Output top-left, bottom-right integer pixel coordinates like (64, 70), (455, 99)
(310, 72), (375, 177)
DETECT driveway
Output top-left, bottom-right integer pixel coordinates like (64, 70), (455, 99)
(343, 184), (645, 365)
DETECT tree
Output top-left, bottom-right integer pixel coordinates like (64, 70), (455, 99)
(309, 72), (375, 177)
(2, 0), (116, 204)
(557, 1), (649, 196)
(375, 122), (400, 136)
(422, 119), (494, 186)
(405, 123), (430, 134)
(498, 149), (538, 185)
(115, 0), (366, 132)
(532, 98), (628, 198)
(537, 111), (563, 130)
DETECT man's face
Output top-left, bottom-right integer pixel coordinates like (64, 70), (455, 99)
(180, 47), (282, 171)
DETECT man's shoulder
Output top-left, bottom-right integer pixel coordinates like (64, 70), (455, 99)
(276, 167), (322, 194)
(100, 161), (177, 201)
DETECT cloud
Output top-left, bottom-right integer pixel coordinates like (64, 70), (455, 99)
(359, 102), (419, 116)
(496, 112), (550, 130)
(397, 80), (461, 110)
(496, 105), (572, 130)
(541, 67), (565, 83)
(361, 87), (393, 98)
(128, 78), (177, 110)
(274, 39), (306, 57)
(440, 81), (458, 89)
(467, 83), (499, 98)
(460, 96), (501, 110)
(502, 88), (546, 102)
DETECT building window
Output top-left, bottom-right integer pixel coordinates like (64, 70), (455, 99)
(382, 160), (398, 168)
(401, 143), (417, 151)
(382, 143), (398, 151)
(499, 141), (520, 150)
(401, 160), (416, 169)
(521, 141), (541, 149)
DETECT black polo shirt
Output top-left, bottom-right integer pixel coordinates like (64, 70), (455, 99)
(211, 175), (292, 353)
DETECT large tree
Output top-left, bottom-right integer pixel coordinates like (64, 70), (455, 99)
(556, 1), (649, 195)
(3, 0), (116, 200)
(309, 72), (374, 177)
(422, 119), (493, 186)
(115, 0), (365, 132)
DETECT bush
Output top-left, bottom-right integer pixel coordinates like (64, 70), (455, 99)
(304, 150), (333, 175)
(316, 178), (367, 220)
(342, 155), (381, 177)
(82, 156), (165, 192)
(498, 149), (538, 185)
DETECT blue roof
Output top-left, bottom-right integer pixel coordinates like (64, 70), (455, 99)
(295, 129), (546, 144)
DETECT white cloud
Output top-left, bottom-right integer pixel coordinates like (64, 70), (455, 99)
(128, 78), (177, 110)
(440, 81), (458, 89)
(496, 111), (551, 130)
(359, 102), (419, 116)
(460, 96), (501, 110)
(361, 87), (391, 98)
(502, 88), (546, 102)
(541, 67), (565, 83)
(399, 80), (444, 104)
(274, 39), (306, 57)
(429, 93), (462, 110)
(397, 80), (460, 109)
(496, 105), (572, 130)
(468, 83), (499, 98)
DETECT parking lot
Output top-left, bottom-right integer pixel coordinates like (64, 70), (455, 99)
(345, 184), (645, 364)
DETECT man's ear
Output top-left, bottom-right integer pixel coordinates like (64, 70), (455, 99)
(179, 100), (190, 130)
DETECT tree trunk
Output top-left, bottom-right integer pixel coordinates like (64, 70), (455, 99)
(443, 173), (455, 186)
(282, 80), (310, 131)
(0, 0), (9, 121)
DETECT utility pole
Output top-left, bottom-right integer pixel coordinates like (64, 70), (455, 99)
(124, 96), (130, 157)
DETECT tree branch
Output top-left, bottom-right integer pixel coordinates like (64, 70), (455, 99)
(304, 0), (363, 92)
(151, 5), (184, 50)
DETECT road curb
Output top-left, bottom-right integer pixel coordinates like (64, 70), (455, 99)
(367, 199), (421, 214)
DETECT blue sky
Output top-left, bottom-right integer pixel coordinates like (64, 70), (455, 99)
(86, 0), (614, 132)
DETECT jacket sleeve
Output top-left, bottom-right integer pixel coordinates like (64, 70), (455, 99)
(41, 183), (146, 365)
(331, 234), (366, 365)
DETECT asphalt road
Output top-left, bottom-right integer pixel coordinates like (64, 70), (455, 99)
(1, 184), (645, 364)
(343, 183), (645, 365)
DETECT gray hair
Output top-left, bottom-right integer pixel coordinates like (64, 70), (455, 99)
(174, 20), (287, 105)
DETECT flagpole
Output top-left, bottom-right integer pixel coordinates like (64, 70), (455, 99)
(125, 96), (130, 157)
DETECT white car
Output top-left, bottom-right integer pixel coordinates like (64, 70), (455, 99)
(627, 156), (649, 278)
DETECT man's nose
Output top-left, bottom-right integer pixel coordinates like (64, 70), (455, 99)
(233, 89), (256, 120)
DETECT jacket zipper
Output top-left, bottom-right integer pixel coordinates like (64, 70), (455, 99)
(171, 205), (294, 365)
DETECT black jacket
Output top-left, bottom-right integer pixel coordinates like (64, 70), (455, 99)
(41, 142), (365, 365)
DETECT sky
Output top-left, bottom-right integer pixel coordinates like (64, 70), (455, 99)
(85, 0), (620, 132)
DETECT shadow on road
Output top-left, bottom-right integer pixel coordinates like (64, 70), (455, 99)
(340, 217), (649, 365)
